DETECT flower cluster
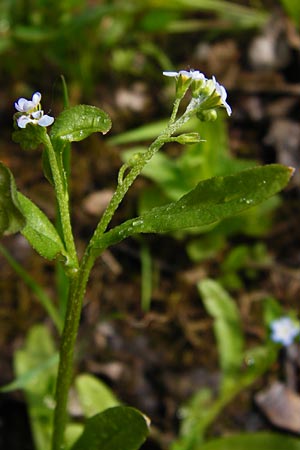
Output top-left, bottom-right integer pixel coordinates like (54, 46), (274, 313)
(14, 92), (54, 129)
(270, 316), (300, 347)
(163, 69), (232, 117)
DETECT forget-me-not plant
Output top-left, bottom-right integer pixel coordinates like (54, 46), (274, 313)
(0, 71), (294, 450)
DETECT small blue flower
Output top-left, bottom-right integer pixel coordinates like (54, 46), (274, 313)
(14, 92), (54, 129)
(15, 92), (41, 113)
(270, 316), (300, 347)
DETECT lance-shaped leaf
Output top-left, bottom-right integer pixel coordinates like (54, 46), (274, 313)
(17, 192), (67, 261)
(93, 164), (293, 253)
(198, 279), (244, 376)
(0, 162), (25, 236)
(50, 105), (111, 142)
(70, 406), (149, 450)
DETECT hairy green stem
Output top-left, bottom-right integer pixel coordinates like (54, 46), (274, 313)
(43, 134), (78, 270)
(169, 98), (181, 124)
(51, 252), (94, 450)
(89, 104), (193, 251)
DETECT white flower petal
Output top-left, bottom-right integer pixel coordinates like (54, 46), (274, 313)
(32, 92), (41, 106)
(14, 92), (41, 113)
(178, 70), (193, 78)
(38, 114), (54, 127)
(211, 76), (232, 116)
(163, 71), (179, 77)
(15, 98), (35, 113)
(17, 115), (34, 128)
(15, 98), (26, 112)
(191, 71), (206, 81)
(32, 110), (44, 119)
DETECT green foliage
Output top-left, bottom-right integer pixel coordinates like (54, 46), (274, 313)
(199, 279), (244, 374)
(121, 115), (249, 203)
(120, 116), (279, 266)
(17, 192), (67, 261)
(65, 373), (121, 448)
(0, 162), (25, 236)
(280, 0), (300, 27)
(93, 165), (292, 252)
(197, 432), (300, 450)
(12, 122), (47, 150)
(70, 406), (149, 450)
(13, 325), (58, 450)
(1, 65), (295, 450)
(218, 242), (270, 290)
(263, 296), (284, 326)
(50, 105), (112, 143)
(0, 0), (268, 94)
(146, 0), (268, 31)
(172, 279), (278, 450)
(75, 374), (119, 417)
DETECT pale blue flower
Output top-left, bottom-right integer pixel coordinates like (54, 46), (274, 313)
(14, 92), (54, 128)
(36, 113), (54, 127)
(17, 111), (54, 129)
(15, 92), (41, 113)
(270, 316), (300, 346)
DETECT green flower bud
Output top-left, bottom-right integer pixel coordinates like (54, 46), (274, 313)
(172, 132), (202, 144)
(196, 109), (218, 122)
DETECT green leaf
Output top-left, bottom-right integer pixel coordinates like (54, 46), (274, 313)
(75, 374), (119, 417)
(94, 165), (293, 252)
(12, 122), (47, 150)
(13, 325), (57, 450)
(50, 105), (112, 142)
(198, 432), (300, 450)
(0, 353), (58, 393)
(71, 406), (149, 450)
(17, 192), (67, 261)
(198, 279), (244, 374)
(0, 162), (25, 236)
(239, 345), (278, 388)
(280, 0), (300, 27)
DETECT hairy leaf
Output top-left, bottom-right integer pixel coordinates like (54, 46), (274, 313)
(12, 122), (47, 150)
(50, 105), (111, 142)
(0, 162), (25, 236)
(17, 192), (67, 261)
(71, 406), (149, 450)
(93, 165), (293, 252)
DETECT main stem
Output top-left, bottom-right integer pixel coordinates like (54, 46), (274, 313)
(51, 100), (193, 450)
(51, 252), (94, 450)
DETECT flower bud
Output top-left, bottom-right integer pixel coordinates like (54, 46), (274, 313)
(196, 109), (218, 122)
(173, 132), (202, 144)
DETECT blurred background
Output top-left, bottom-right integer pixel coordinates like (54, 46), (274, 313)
(1, 1), (300, 449)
